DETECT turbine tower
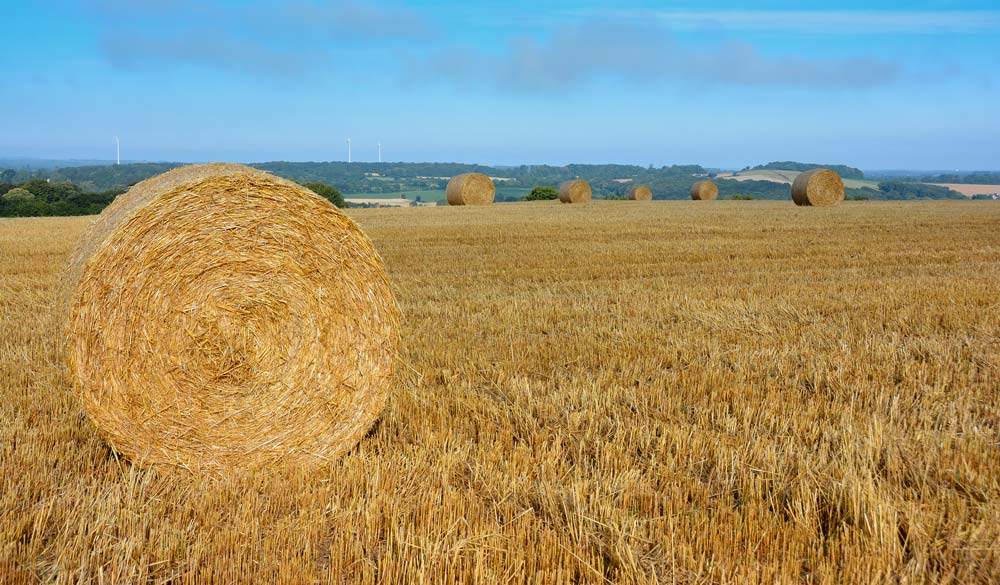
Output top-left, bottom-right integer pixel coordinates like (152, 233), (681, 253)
(346, 137), (351, 163)
(115, 135), (120, 165)
(377, 141), (382, 163)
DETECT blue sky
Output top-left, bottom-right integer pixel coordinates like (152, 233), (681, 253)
(1, 0), (997, 169)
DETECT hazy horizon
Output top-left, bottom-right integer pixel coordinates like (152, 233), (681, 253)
(1, 156), (995, 175)
(7, 156), (998, 175)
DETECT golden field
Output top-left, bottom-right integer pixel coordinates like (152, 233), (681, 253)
(1, 201), (998, 583)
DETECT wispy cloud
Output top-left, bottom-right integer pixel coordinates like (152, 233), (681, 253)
(89, 0), (208, 18)
(92, 4), (931, 89)
(651, 10), (1000, 34)
(277, 0), (433, 39)
(93, 0), (430, 78)
(101, 31), (319, 79)
(417, 19), (901, 94)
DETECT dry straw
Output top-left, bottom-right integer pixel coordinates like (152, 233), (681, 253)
(445, 173), (495, 206)
(791, 169), (845, 207)
(690, 180), (718, 201)
(559, 179), (592, 204)
(627, 185), (653, 201)
(62, 163), (399, 471)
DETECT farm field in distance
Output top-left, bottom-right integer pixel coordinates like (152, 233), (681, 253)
(2, 201), (999, 583)
(344, 189), (447, 203)
(345, 187), (531, 205)
(719, 169), (882, 190)
(928, 183), (1000, 198)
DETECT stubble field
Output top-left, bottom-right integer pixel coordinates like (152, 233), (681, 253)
(2, 201), (999, 583)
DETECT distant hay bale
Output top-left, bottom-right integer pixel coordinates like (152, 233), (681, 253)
(627, 185), (652, 201)
(559, 179), (592, 204)
(690, 181), (718, 201)
(791, 169), (845, 207)
(446, 173), (495, 206)
(62, 163), (398, 471)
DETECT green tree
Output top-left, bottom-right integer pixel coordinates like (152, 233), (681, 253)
(525, 186), (559, 201)
(1, 169), (15, 183)
(303, 182), (346, 208)
(1, 187), (34, 202)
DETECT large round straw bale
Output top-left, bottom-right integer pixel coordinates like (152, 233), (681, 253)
(627, 185), (652, 201)
(445, 173), (495, 206)
(791, 169), (844, 207)
(62, 163), (398, 471)
(559, 179), (592, 204)
(690, 180), (718, 201)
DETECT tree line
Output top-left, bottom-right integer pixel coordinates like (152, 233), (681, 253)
(0, 161), (974, 217)
(0, 179), (124, 217)
(1, 161), (709, 193)
(0, 179), (346, 217)
(914, 172), (1000, 185)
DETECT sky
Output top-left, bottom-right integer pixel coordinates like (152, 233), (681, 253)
(1, 0), (998, 170)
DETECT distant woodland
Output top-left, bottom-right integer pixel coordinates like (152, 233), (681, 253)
(0, 161), (974, 217)
(913, 172), (1000, 184)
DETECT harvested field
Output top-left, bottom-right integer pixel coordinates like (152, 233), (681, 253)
(929, 183), (1000, 198)
(2, 202), (999, 583)
(723, 170), (879, 190)
(720, 170), (800, 184)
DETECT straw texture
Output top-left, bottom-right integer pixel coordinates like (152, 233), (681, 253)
(559, 180), (592, 204)
(791, 169), (845, 207)
(62, 163), (398, 471)
(690, 181), (718, 201)
(445, 173), (495, 206)
(627, 185), (653, 201)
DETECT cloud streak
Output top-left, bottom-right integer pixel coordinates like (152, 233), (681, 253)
(92, 4), (909, 89)
(278, 0), (433, 40)
(651, 10), (1000, 34)
(94, 0), (430, 78)
(101, 31), (319, 79)
(418, 20), (900, 94)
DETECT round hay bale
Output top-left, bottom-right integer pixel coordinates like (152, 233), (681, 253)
(690, 181), (718, 201)
(62, 163), (398, 471)
(445, 173), (495, 206)
(627, 185), (652, 201)
(559, 179), (592, 204)
(791, 169), (844, 207)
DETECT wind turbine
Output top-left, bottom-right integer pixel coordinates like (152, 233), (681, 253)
(115, 135), (120, 165)
(377, 141), (382, 163)
(346, 137), (351, 163)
